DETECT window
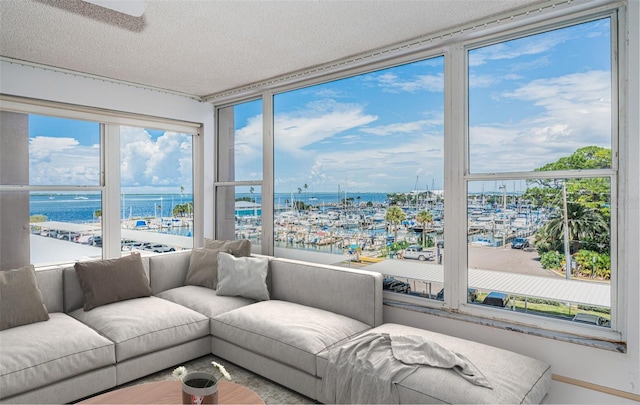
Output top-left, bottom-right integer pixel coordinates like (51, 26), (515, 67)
(120, 126), (194, 254)
(466, 18), (614, 328)
(272, 57), (445, 295)
(0, 102), (200, 269)
(215, 100), (263, 245)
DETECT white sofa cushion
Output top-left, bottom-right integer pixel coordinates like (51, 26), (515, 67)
(69, 296), (209, 362)
(0, 313), (115, 399)
(157, 285), (255, 318)
(211, 300), (371, 375)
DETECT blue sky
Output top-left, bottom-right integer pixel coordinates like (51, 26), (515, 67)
(28, 18), (611, 196)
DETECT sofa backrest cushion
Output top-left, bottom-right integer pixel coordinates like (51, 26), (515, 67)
(149, 250), (191, 295)
(0, 264), (50, 330)
(269, 258), (383, 327)
(35, 266), (64, 313)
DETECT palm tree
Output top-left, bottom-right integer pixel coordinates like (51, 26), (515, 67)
(543, 202), (609, 255)
(385, 206), (406, 243)
(304, 183), (308, 204)
(416, 210), (433, 248)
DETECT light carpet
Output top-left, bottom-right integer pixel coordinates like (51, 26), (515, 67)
(119, 354), (316, 404)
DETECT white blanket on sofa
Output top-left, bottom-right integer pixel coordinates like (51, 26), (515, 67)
(321, 333), (492, 404)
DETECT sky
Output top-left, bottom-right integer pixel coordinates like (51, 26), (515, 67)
(28, 18), (611, 196)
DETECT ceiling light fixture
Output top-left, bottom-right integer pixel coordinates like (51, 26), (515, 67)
(83, 0), (145, 17)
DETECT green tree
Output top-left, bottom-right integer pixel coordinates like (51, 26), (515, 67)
(93, 209), (102, 219)
(29, 214), (47, 223)
(524, 146), (611, 216)
(543, 202), (609, 256)
(385, 206), (406, 243)
(416, 210), (433, 248)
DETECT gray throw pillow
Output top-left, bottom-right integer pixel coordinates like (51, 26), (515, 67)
(74, 253), (152, 311)
(204, 238), (251, 257)
(0, 264), (50, 330)
(184, 247), (228, 289)
(216, 252), (269, 301)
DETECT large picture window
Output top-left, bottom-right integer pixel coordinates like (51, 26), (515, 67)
(272, 57), (445, 295)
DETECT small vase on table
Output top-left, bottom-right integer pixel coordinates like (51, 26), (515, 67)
(181, 372), (218, 405)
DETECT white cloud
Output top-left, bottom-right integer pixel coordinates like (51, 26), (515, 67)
(120, 127), (192, 191)
(470, 70), (612, 172)
(29, 136), (100, 185)
(274, 100), (378, 153)
(360, 119), (438, 136)
(368, 72), (444, 93)
(469, 32), (568, 67)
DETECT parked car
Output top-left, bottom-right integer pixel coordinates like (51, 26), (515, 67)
(91, 236), (102, 247)
(511, 237), (529, 249)
(383, 277), (411, 294)
(482, 291), (510, 307)
(403, 245), (434, 261)
(572, 313), (610, 327)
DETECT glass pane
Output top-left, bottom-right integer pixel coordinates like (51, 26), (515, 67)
(467, 177), (611, 327)
(120, 126), (193, 254)
(468, 19), (612, 173)
(29, 115), (100, 186)
(216, 185), (262, 247)
(29, 191), (103, 266)
(273, 56), (445, 299)
(218, 100), (263, 182)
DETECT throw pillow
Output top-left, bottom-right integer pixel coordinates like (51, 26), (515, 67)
(184, 247), (228, 289)
(204, 238), (251, 257)
(74, 253), (152, 311)
(0, 264), (50, 330)
(216, 252), (269, 301)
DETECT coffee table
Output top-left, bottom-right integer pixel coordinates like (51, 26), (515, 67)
(80, 380), (265, 404)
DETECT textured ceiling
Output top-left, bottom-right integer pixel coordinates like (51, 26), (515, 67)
(0, 0), (545, 98)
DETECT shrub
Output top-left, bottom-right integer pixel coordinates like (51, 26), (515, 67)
(540, 250), (563, 270)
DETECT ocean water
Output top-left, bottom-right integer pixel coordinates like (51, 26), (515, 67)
(30, 192), (390, 223)
(30, 193), (194, 223)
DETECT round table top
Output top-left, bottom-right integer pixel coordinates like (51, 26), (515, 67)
(80, 380), (265, 404)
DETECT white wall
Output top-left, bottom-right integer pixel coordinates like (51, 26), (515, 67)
(386, 1), (640, 402)
(0, 61), (215, 239)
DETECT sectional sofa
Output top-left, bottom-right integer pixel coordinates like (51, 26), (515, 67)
(0, 245), (551, 404)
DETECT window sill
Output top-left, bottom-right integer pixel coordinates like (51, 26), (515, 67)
(383, 298), (626, 353)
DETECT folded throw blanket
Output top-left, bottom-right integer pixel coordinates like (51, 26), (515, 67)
(322, 333), (492, 404)
(391, 334), (492, 389)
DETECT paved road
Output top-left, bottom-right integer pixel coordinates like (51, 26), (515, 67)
(467, 245), (559, 278)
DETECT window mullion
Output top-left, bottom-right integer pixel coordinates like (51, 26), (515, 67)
(445, 45), (467, 310)
(103, 124), (121, 259)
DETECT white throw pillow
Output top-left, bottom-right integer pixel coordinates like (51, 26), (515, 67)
(216, 252), (270, 301)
